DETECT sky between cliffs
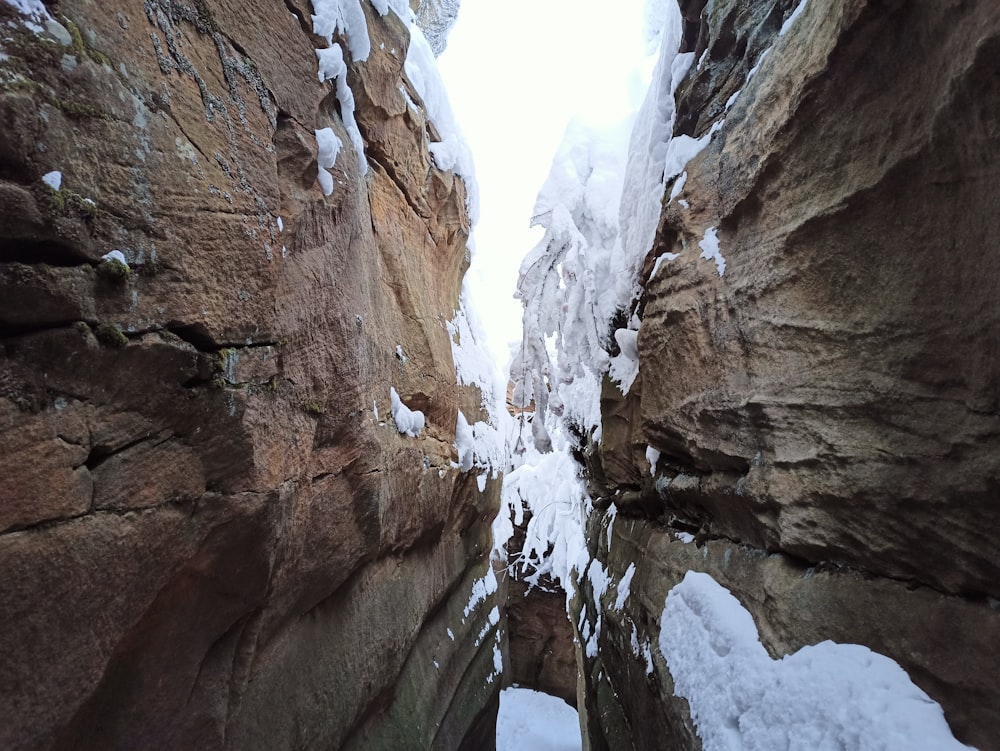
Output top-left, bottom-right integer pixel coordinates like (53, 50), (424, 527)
(437, 0), (661, 370)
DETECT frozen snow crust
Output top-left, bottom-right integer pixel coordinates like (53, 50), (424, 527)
(496, 686), (582, 751)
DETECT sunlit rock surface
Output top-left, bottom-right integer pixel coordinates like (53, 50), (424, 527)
(0, 1), (499, 749)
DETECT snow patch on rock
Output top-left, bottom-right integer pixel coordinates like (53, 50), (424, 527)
(390, 387), (425, 437)
(660, 571), (973, 751)
(698, 226), (726, 277)
(314, 127), (343, 195)
(41, 171), (62, 191)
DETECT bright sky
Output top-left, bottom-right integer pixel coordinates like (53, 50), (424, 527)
(437, 0), (658, 373)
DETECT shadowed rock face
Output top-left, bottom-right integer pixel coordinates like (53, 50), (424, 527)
(0, 1), (501, 749)
(576, 0), (1000, 749)
(504, 514), (578, 707)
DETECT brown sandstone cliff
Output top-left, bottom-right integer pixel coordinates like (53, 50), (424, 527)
(576, 0), (1000, 749)
(0, 1), (501, 749)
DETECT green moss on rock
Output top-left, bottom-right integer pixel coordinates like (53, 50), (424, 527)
(94, 323), (127, 348)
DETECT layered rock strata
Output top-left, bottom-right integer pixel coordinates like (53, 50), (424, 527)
(0, 1), (500, 749)
(576, 0), (1000, 748)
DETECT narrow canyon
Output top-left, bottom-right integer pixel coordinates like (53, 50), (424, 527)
(1, 0), (997, 750)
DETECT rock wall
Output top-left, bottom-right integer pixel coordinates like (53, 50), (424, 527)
(0, 1), (502, 749)
(576, 0), (1000, 749)
(504, 513), (578, 706)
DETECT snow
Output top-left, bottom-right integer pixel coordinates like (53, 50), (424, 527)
(496, 687), (582, 751)
(698, 226), (726, 277)
(509, 0), (725, 423)
(609, 327), (640, 393)
(402, 19), (478, 221)
(389, 387), (425, 437)
(312, 0), (370, 60)
(582, 559), (613, 657)
(630, 623), (656, 674)
(613, 562), (636, 611)
(370, 0), (412, 22)
(509, 115), (632, 426)
(500, 0), (694, 606)
(448, 288), (503, 414)
(446, 284), (509, 480)
(587, 559), (611, 601)
(3, 0), (55, 34)
(41, 171), (62, 191)
(474, 605), (501, 646)
(413, 0), (460, 56)
(646, 445), (660, 475)
(651, 252), (679, 278)
(314, 46), (366, 176)
(618, 6), (688, 290)
(662, 118), (724, 189)
(668, 170), (687, 201)
(674, 531), (695, 544)
(3, 0), (48, 17)
(660, 571), (974, 751)
(455, 410), (475, 472)
(780, 0), (810, 37)
(746, 49), (770, 82)
(101, 250), (129, 269)
(314, 127), (343, 196)
(502, 443), (590, 590)
(307, 0), (461, 183)
(398, 84), (419, 111)
(463, 566), (499, 619)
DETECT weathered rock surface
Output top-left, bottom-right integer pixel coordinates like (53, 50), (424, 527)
(577, 0), (1000, 749)
(0, 1), (499, 749)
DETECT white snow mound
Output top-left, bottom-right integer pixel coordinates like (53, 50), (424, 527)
(390, 387), (425, 437)
(496, 687), (581, 751)
(660, 571), (975, 751)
